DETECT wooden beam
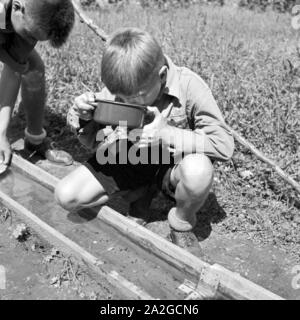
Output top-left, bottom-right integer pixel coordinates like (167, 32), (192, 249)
(97, 205), (211, 276)
(201, 264), (284, 300)
(11, 153), (59, 191)
(96, 205), (284, 300)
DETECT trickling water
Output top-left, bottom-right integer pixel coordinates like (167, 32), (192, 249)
(0, 169), (74, 234)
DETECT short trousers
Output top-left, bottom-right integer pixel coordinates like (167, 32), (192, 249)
(84, 140), (176, 196)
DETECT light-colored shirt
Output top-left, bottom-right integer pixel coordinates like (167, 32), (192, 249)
(93, 56), (234, 161)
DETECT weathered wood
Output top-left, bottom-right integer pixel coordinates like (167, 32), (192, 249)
(201, 264), (284, 300)
(97, 206), (284, 300)
(11, 153), (59, 191)
(0, 188), (155, 300)
(97, 205), (211, 276)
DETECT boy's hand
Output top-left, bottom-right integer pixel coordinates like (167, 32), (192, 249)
(130, 106), (170, 148)
(0, 135), (12, 167)
(74, 92), (98, 121)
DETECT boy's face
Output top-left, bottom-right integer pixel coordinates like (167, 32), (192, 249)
(117, 66), (168, 106)
(10, 0), (48, 44)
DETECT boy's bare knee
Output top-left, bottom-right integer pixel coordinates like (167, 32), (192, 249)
(178, 154), (214, 198)
(55, 182), (78, 211)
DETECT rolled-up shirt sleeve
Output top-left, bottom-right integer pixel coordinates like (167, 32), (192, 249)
(186, 76), (235, 161)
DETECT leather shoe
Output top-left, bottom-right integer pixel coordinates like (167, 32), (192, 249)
(24, 139), (73, 166)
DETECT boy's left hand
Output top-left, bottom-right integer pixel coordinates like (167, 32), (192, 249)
(129, 105), (171, 148)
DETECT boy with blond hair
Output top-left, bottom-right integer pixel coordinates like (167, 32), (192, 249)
(57, 27), (234, 255)
(0, 0), (75, 172)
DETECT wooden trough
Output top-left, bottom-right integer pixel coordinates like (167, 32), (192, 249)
(0, 149), (283, 300)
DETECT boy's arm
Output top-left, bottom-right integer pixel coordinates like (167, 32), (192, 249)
(0, 64), (21, 135)
(0, 64), (21, 164)
(160, 79), (235, 161)
(0, 46), (29, 74)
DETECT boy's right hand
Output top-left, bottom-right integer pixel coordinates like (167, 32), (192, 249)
(0, 135), (12, 167)
(74, 92), (98, 121)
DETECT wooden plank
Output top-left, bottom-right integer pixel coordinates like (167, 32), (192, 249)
(201, 264), (284, 300)
(11, 153), (59, 191)
(9, 150), (284, 300)
(97, 206), (284, 300)
(97, 205), (211, 276)
(0, 188), (155, 300)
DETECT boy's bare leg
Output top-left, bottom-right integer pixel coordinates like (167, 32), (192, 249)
(21, 50), (45, 136)
(55, 165), (109, 211)
(167, 154), (214, 255)
(21, 49), (73, 165)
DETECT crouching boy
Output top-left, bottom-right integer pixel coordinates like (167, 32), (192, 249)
(56, 27), (235, 255)
(0, 0), (75, 171)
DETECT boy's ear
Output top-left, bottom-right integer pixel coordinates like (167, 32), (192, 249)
(158, 65), (168, 83)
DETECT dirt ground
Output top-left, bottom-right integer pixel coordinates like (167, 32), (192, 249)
(0, 206), (123, 300)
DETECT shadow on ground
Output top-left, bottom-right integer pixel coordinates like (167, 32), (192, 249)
(147, 191), (227, 242)
(8, 108), (91, 163)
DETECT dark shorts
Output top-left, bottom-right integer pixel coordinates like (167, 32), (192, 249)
(84, 141), (175, 195)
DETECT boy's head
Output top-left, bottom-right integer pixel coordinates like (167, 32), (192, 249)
(101, 27), (168, 106)
(10, 0), (75, 47)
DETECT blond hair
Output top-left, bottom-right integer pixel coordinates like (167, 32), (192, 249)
(101, 28), (165, 96)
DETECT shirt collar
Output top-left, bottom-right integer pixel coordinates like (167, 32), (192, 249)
(163, 55), (181, 100)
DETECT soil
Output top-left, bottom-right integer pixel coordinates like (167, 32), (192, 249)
(0, 207), (123, 300)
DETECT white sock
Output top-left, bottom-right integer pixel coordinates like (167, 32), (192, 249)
(24, 128), (47, 145)
(168, 207), (197, 232)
